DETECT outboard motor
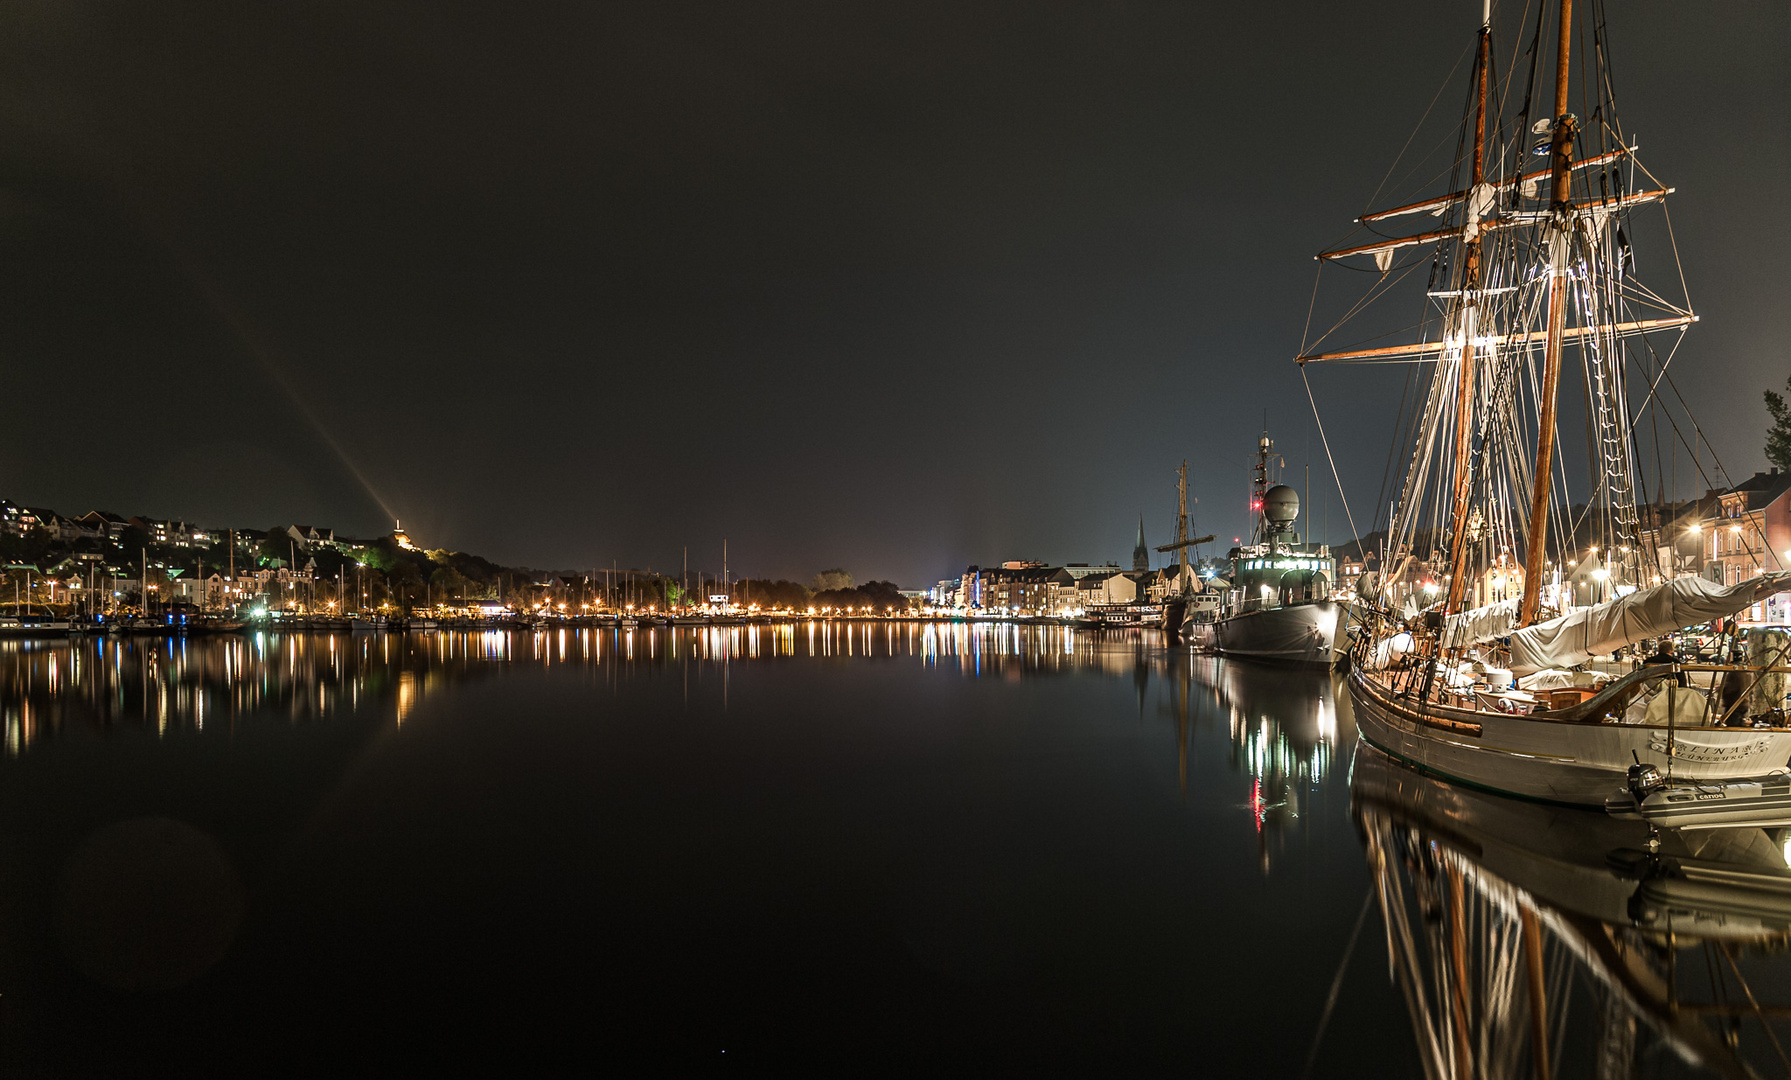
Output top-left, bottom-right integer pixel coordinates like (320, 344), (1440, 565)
(1626, 760), (1665, 802)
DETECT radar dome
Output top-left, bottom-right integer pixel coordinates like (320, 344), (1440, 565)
(1263, 485), (1300, 526)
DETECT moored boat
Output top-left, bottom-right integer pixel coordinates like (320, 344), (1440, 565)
(0, 616), (74, 637)
(1305, 1), (1791, 804)
(1606, 765), (1791, 831)
(1208, 433), (1339, 666)
(1349, 656), (1791, 806)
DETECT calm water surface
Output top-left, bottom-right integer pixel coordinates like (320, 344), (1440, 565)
(0, 624), (1786, 1073)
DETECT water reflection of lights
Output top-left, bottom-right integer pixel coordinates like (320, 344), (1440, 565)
(0, 624), (1187, 756)
(1233, 711), (1335, 792)
(1208, 658), (1351, 868)
(396, 670), (417, 726)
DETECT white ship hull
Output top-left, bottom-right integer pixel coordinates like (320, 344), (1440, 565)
(1211, 602), (1339, 666)
(1349, 667), (1791, 806)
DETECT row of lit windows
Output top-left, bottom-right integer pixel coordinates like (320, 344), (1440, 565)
(1242, 559), (1328, 572)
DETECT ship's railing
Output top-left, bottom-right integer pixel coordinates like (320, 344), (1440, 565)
(1350, 601), (1791, 727)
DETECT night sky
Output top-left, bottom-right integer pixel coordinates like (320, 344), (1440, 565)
(2, 1), (1785, 586)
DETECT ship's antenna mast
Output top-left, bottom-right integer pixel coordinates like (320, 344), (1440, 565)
(1443, 3), (1494, 619)
(1518, 0), (1578, 626)
(1253, 430), (1272, 548)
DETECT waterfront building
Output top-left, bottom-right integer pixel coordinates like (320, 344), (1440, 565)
(1697, 470), (1791, 623)
(958, 566), (985, 609)
(1703, 471), (1791, 585)
(984, 566), (1076, 614)
(946, 560), (1133, 613)
(1604, 471), (1791, 623)
(1075, 571), (1141, 607)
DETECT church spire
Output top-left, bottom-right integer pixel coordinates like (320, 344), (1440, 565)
(1133, 516), (1149, 572)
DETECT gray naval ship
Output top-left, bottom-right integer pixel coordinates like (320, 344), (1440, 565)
(1208, 433), (1341, 666)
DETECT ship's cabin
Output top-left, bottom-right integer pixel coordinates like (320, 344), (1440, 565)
(1228, 540), (1335, 613)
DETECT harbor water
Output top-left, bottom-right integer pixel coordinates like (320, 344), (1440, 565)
(0, 624), (1785, 1073)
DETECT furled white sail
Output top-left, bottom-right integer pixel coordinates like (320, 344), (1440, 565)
(1442, 597), (1521, 650)
(1506, 573), (1791, 674)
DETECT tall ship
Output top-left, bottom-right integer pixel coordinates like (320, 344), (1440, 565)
(1304, 1), (1791, 803)
(1208, 431), (1341, 666)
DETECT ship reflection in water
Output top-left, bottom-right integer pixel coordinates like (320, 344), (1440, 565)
(1187, 656), (1354, 871)
(1355, 742), (1791, 1078)
(11, 624), (1785, 1071)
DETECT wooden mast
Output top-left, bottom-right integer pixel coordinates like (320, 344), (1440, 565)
(1176, 461), (1191, 594)
(1518, 0), (1577, 626)
(1443, 10), (1493, 618)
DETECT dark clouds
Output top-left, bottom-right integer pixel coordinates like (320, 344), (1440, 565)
(1, 1), (1785, 583)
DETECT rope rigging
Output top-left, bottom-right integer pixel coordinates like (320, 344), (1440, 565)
(1298, 0), (1708, 618)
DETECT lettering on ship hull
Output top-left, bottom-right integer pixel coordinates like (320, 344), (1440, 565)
(1645, 733), (1775, 764)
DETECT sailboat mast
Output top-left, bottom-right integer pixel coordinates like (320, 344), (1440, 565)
(1443, 10), (1493, 617)
(1177, 461), (1190, 594)
(1518, 0), (1578, 626)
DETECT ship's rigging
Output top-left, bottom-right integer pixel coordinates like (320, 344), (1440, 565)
(1297, 0), (1739, 624)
